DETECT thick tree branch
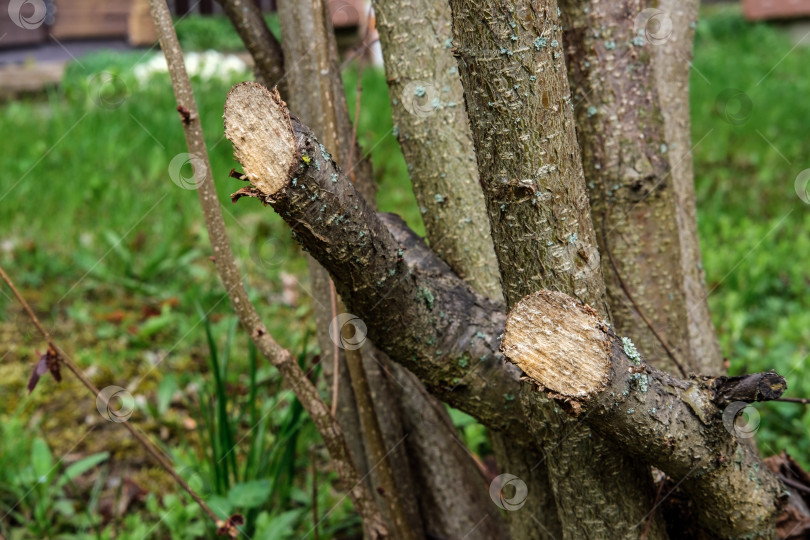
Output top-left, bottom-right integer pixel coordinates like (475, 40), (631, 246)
(502, 290), (787, 538)
(225, 83), (523, 431)
(147, 3), (388, 537)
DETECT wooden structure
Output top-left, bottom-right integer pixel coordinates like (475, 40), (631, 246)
(0, 0), (362, 49)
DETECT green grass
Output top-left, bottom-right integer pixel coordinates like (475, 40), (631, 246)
(0, 5), (809, 537)
(690, 5), (810, 461)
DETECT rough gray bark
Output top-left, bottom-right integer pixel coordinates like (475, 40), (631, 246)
(373, 0), (502, 302)
(221, 83), (789, 538)
(502, 290), (787, 538)
(652, 0), (724, 374)
(560, 0), (691, 377)
(446, 1), (666, 536)
(558, 0), (722, 378)
(373, 0), (557, 536)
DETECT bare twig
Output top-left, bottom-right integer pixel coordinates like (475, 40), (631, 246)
(147, 1), (388, 537)
(0, 265), (221, 527)
(775, 397), (810, 405)
(641, 479), (666, 540)
(310, 445), (320, 540)
(328, 281), (340, 417)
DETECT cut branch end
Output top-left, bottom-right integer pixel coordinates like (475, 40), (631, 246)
(501, 290), (611, 399)
(224, 83), (296, 196)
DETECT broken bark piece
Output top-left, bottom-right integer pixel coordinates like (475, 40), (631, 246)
(503, 290), (787, 539)
(708, 370), (787, 406)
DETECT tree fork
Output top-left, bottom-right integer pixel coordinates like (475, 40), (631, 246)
(446, 0), (666, 535)
(502, 290), (787, 538)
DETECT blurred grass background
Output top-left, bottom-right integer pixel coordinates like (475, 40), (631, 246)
(0, 4), (807, 538)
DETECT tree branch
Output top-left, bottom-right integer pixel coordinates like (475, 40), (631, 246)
(224, 82), (523, 431)
(147, 2), (388, 537)
(224, 81), (789, 539)
(502, 290), (787, 538)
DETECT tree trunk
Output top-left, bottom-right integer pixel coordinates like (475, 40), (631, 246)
(276, 2), (421, 536)
(373, 0), (558, 536)
(652, 0), (724, 374)
(559, 0), (723, 378)
(373, 0), (502, 302)
(446, 1), (667, 536)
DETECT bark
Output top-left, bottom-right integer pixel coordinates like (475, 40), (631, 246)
(214, 0), (286, 92)
(502, 290), (787, 538)
(446, 1), (666, 536)
(372, 0), (502, 302)
(222, 83), (789, 538)
(373, 0), (557, 536)
(276, 3), (421, 537)
(344, 344), (417, 540)
(276, 3), (508, 537)
(388, 364), (509, 539)
(560, 0), (691, 377)
(652, 0), (724, 374)
(558, 0), (722, 378)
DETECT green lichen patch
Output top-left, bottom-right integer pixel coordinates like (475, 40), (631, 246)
(417, 287), (435, 310)
(622, 336), (641, 365)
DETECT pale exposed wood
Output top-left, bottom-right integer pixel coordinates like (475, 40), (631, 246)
(223, 84), (296, 196)
(502, 290), (609, 398)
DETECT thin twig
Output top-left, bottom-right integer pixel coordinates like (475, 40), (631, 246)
(775, 397), (810, 405)
(600, 214), (688, 377)
(779, 474), (810, 494)
(310, 445), (320, 540)
(0, 265), (220, 525)
(642, 478), (666, 540)
(146, 1), (387, 536)
(329, 280), (340, 417)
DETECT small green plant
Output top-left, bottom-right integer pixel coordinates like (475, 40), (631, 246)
(0, 409), (109, 539)
(172, 311), (318, 537)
